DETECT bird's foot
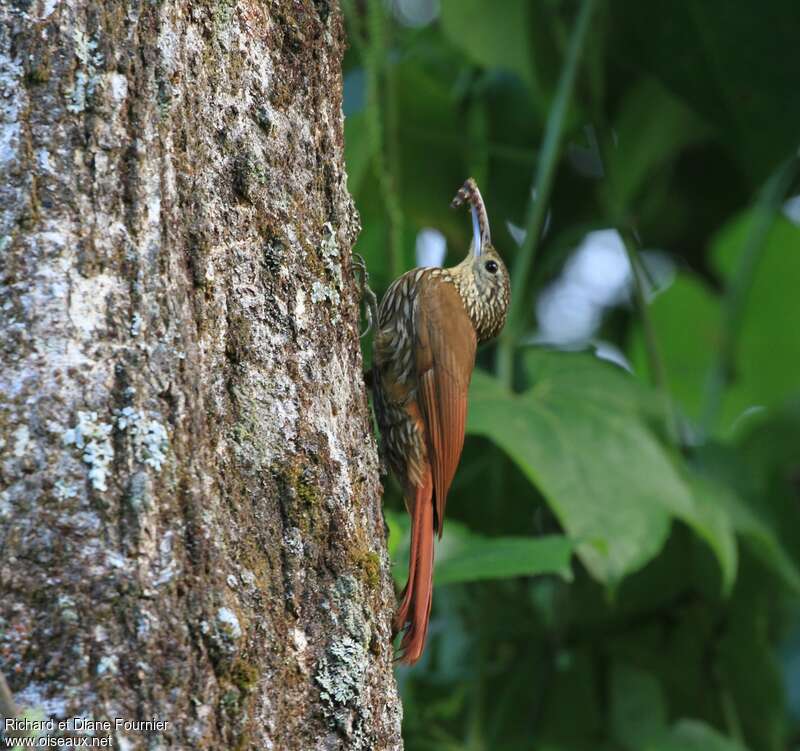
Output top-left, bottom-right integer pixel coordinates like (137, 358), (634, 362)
(377, 443), (389, 477)
(351, 253), (379, 338)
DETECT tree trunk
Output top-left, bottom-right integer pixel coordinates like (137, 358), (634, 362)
(0, 1), (402, 748)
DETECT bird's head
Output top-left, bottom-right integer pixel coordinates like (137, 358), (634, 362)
(449, 178), (510, 340)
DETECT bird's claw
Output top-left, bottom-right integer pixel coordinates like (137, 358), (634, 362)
(352, 253), (379, 338)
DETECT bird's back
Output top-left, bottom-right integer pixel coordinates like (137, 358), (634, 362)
(372, 266), (435, 494)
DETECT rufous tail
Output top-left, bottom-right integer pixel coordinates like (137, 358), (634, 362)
(392, 468), (434, 665)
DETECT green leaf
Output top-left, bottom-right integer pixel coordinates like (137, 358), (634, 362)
(629, 273), (721, 424)
(394, 63), (465, 241)
(604, 79), (707, 218)
(521, 347), (660, 416)
(610, 0), (800, 179)
(435, 535), (572, 586)
(716, 483), (800, 595)
(693, 444), (800, 594)
(735, 403), (800, 587)
(387, 513), (572, 587)
(630, 211), (800, 435)
(440, 0), (536, 92)
(683, 474), (738, 596)
(537, 648), (605, 746)
(711, 212), (800, 430)
(469, 365), (675, 585)
(611, 664), (668, 750)
(470, 355), (736, 589)
(646, 719), (749, 751)
(718, 559), (787, 751)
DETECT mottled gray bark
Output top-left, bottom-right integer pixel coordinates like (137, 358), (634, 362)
(0, 0), (402, 748)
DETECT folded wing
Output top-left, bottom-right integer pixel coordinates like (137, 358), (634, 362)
(415, 277), (477, 536)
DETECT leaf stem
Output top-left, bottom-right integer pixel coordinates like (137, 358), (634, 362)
(496, 0), (596, 387)
(365, 0), (404, 280)
(699, 153), (798, 435)
(622, 233), (680, 445)
(720, 684), (745, 745)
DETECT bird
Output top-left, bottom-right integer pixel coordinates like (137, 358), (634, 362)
(371, 178), (510, 664)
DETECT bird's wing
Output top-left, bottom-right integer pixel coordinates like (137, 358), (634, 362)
(415, 275), (477, 536)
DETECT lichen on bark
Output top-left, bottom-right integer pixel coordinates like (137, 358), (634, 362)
(0, 0), (402, 748)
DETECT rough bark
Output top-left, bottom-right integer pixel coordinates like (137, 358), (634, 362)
(0, 0), (402, 748)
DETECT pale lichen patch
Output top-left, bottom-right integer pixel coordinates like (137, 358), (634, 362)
(116, 407), (169, 471)
(33, 0), (60, 20)
(107, 73), (128, 103)
(68, 273), (123, 339)
(309, 224), (345, 322)
(217, 607), (243, 640)
(310, 281), (340, 306)
(129, 312), (142, 337)
(294, 287), (308, 331)
(96, 654), (119, 677)
(315, 636), (372, 750)
(53, 480), (78, 501)
(320, 222), (341, 281)
(15, 683), (68, 721)
(0, 52), (22, 167)
(63, 411), (114, 492)
(314, 574), (376, 748)
(66, 30), (103, 114)
(12, 424), (30, 457)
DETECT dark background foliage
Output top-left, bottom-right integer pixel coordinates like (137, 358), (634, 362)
(343, 1), (800, 749)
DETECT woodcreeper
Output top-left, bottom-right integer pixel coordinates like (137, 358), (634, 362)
(371, 178), (510, 664)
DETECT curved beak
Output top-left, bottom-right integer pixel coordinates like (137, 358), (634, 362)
(471, 206), (482, 257)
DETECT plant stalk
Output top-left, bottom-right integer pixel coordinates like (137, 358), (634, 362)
(496, 0), (597, 387)
(622, 233), (680, 445)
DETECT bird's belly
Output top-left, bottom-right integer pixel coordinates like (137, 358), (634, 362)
(376, 391), (428, 492)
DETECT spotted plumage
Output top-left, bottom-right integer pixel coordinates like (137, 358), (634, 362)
(371, 178), (510, 664)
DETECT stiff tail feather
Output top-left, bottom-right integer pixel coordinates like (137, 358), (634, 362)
(392, 468), (435, 665)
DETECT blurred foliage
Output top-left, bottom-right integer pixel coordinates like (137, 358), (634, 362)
(342, 0), (800, 749)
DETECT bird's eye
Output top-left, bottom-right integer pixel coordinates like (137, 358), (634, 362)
(484, 260), (498, 274)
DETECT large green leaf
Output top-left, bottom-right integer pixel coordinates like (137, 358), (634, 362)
(386, 512), (573, 587)
(718, 560), (788, 751)
(468, 366), (672, 585)
(736, 403), (800, 583)
(682, 474), (738, 595)
(714, 484), (800, 594)
(470, 353), (736, 588)
(629, 273), (721, 424)
(693, 444), (800, 594)
(440, 0), (536, 93)
(646, 720), (749, 751)
(611, 664), (668, 750)
(711, 212), (800, 429)
(610, 0), (800, 179)
(394, 63), (466, 241)
(630, 211), (800, 435)
(435, 535), (572, 586)
(604, 79), (707, 219)
(520, 348), (660, 416)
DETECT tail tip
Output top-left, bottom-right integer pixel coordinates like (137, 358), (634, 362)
(395, 629), (426, 665)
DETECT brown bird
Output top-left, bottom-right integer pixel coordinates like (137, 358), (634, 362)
(372, 178), (510, 664)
